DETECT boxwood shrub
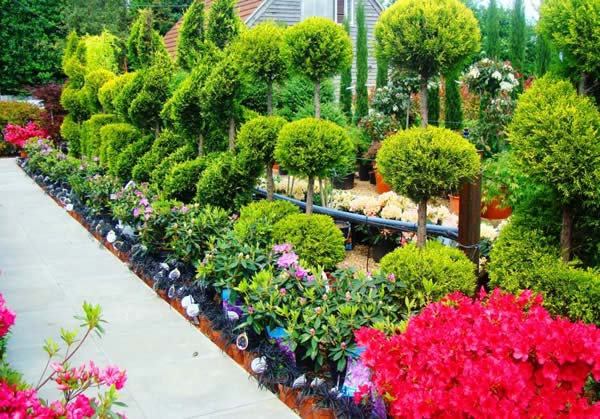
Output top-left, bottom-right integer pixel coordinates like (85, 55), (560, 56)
(489, 221), (600, 325)
(234, 200), (299, 246)
(272, 213), (345, 270)
(99, 123), (140, 168)
(131, 130), (186, 182)
(111, 134), (153, 180)
(79, 114), (119, 159)
(163, 157), (209, 202)
(60, 115), (81, 157)
(379, 241), (476, 309)
(150, 144), (196, 186)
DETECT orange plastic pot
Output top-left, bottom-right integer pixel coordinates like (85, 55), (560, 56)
(449, 195), (460, 214)
(375, 170), (391, 194)
(481, 198), (512, 220)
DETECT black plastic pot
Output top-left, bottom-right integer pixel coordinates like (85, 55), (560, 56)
(369, 171), (376, 185)
(358, 164), (371, 181)
(371, 239), (398, 262)
(278, 167), (288, 176)
(333, 173), (355, 190)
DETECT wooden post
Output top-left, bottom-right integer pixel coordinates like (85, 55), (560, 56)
(458, 142), (482, 270)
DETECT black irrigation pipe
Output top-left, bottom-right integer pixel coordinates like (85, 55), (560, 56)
(254, 188), (459, 241)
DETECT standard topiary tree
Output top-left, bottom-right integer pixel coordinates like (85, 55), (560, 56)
(354, 0), (369, 123)
(127, 9), (168, 70)
(237, 116), (287, 201)
(284, 17), (352, 119)
(508, 76), (600, 262)
(176, 0), (207, 71)
(375, 0), (480, 127)
(206, 0), (242, 50)
(234, 200), (299, 246)
(275, 118), (353, 214)
(377, 126), (480, 248)
(339, 18), (353, 122)
(538, 0), (600, 95)
(237, 22), (288, 116)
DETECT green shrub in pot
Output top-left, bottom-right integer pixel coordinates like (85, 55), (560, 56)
(234, 200), (299, 246)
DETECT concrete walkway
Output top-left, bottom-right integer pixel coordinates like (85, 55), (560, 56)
(0, 158), (298, 419)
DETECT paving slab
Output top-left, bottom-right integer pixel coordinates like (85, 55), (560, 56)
(0, 159), (298, 419)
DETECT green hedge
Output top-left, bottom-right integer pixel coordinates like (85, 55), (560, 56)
(80, 114), (119, 159)
(163, 157), (209, 202)
(131, 130), (186, 183)
(99, 123), (140, 169)
(379, 241), (476, 310)
(234, 200), (299, 246)
(272, 213), (345, 270)
(150, 144), (196, 186)
(489, 221), (600, 325)
(111, 134), (153, 181)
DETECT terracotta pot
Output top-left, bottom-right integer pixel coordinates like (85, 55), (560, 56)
(19, 150), (28, 158)
(311, 407), (335, 419)
(277, 384), (299, 410)
(374, 170), (392, 194)
(481, 198), (512, 220)
(449, 194), (460, 214)
(299, 396), (318, 418)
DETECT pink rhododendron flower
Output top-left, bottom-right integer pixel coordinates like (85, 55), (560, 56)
(132, 207), (141, 218)
(276, 252), (298, 268)
(3, 122), (47, 148)
(100, 365), (127, 390)
(272, 243), (293, 253)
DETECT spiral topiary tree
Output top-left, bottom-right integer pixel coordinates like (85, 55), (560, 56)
(206, 0), (242, 50)
(176, 0), (207, 71)
(284, 17), (352, 119)
(377, 127), (480, 248)
(237, 116), (287, 201)
(275, 118), (353, 214)
(127, 9), (167, 70)
(237, 22), (288, 116)
(375, 0), (480, 127)
(509, 76), (600, 262)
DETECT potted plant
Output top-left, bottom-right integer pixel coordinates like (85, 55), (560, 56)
(481, 151), (515, 219)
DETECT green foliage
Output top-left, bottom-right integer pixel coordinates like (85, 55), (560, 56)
(489, 221), (600, 325)
(284, 17), (352, 83)
(272, 214), (345, 270)
(127, 9), (168, 70)
(195, 151), (261, 210)
(444, 66), (463, 130)
(84, 31), (123, 74)
(355, 0), (369, 123)
(62, 31), (80, 69)
(98, 72), (136, 114)
(81, 69), (116, 114)
(486, 0), (500, 59)
(60, 84), (89, 124)
(150, 144), (196, 185)
(128, 0), (184, 36)
(376, 126), (480, 203)
(132, 129), (186, 182)
(375, 0), (480, 79)
(61, 115), (81, 157)
(538, 0), (600, 76)
(201, 51), (244, 122)
(113, 72), (143, 121)
(509, 76), (600, 206)
(163, 157), (209, 202)
(176, 0), (207, 71)
(234, 200), (299, 246)
(510, 0), (526, 71)
(275, 118), (353, 179)
(111, 134), (153, 180)
(427, 84), (440, 126)
(99, 123), (140, 169)
(376, 54), (389, 89)
(275, 75), (334, 119)
(340, 18), (353, 122)
(380, 241), (476, 310)
(63, 0), (129, 38)
(237, 116), (288, 167)
(293, 103), (348, 127)
(206, 0), (242, 50)
(80, 114), (119, 160)
(0, 102), (42, 127)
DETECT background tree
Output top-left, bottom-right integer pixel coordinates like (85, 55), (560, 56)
(427, 83), (440, 126)
(127, 9), (168, 70)
(377, 127), (480, 248)
(176, 0), (207, 71)
(340, 18), (353, 122)
(207, 0), (242, 50)
(375, 0), (480, 127)
(538, 0), (600, 96)
(275, 118), (353, 214)
(63, 0), (129, 37)
(510, 0), (526, 71)
(354, 0), (369, 123)
(284, 17), (352, 119)
(509, 76), (600, 262)
(128, 0), (184, 35)
(238, 22), (288, 115)
(376, 54), (389, 89)
(0, 0), (66, 94)
(237, 116), (287, 200)
(486, 0), (500, 60)
(444, 67), (463, 130)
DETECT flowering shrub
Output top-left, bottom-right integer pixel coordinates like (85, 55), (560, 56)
(355, 288), (600, 417)
(0, 294), (16, 339)
(109, 181), (155, 228)
(3, 122), (47, 148)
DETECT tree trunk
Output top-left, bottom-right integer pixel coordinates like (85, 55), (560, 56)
(306, 176), (315, 214)
(579, 72), (589, 95)
(267, 82), (273, 116)
(417, 198), (428, 249)
(266, 163), (274, 201)
(198, 133), (204, 157)
(420, 73), (428, 128)
(228, 116), (235, 150)
(154, 122), (160, 138)
(560, 205), (573, 262)
(314, 80), (321, 119)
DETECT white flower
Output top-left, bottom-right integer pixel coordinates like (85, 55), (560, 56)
(186, 303), (200, 318)
(380, 204), (404, 220)
(481, 58), (491, 64)
(402, 208), (419, 223)
(106, 230), (116, 243)
(507, 73), (515, 82)
(500, 81), (514, 92)
(491, 71), (502, 81)
(467, 67), (480, 79)
(480, 223), (499, 241)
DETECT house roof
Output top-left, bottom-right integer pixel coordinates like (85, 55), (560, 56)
(164, 0), (265, 60)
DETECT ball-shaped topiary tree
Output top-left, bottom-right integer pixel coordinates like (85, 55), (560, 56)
(275, 118), (353, 214)
(509, 76), (600, 262)
(237, 116), (287, 201)
(375, 0), (480, 127)
(238, 22), (288, 115)
(284, 17), (352, 119)
(377, 126), (480, 248)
